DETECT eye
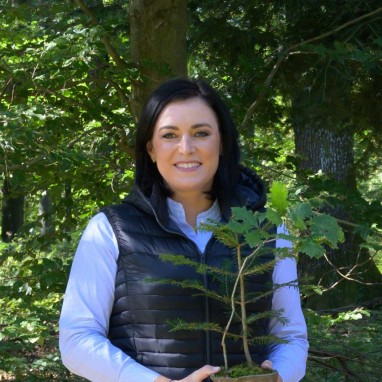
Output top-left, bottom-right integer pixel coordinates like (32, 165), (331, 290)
(162, 132), (177, 139)
(195, 131), (209, 137)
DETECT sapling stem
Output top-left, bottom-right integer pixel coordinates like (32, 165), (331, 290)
(220, 235), (276, 371)
(237, 242), (253, 367)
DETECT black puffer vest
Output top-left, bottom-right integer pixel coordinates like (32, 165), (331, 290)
(103, 166), (275, 380)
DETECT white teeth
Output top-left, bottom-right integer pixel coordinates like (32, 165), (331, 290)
(176, 162), (200, 168)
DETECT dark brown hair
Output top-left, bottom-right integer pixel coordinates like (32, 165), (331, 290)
(134, 77), (240, 199)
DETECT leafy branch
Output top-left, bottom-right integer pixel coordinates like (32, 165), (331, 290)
(73, 0), (128, 70)
(240, 6), (382, 129)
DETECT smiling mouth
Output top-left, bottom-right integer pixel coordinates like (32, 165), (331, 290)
(175, 162), (201, 169)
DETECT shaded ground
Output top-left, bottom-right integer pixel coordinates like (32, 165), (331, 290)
(1, 306), (381, 381)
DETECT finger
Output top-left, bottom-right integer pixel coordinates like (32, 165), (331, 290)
(200, 365), (221, 377)
(261, 360), (273, 370)
(193, 365), (221, 379)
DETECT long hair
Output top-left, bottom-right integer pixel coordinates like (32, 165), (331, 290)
(134, 77), (241, 199)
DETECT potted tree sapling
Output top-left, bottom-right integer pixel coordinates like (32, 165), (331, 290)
(157, 182), (344, 381)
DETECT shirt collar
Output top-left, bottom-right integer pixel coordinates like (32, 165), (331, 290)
(167, 198), (221, 231)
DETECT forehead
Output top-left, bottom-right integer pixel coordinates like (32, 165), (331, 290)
(156, 97), (218, 126)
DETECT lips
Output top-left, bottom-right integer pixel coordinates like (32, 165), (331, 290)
(175, 162), (201, 169)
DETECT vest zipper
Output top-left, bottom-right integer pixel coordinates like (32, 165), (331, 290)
(147, 199), (215, 367)
(200, 251), (211, 366)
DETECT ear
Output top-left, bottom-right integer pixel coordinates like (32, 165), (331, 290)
(146, 141), (156, 162)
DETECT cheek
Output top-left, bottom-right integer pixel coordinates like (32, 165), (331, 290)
(212, 138), (222, 161)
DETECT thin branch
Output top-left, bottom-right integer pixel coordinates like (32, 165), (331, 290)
(35, 87), (90, 110)
(50, 77), (130, 106)
(317, 296), (382, 313)
(91, 77), (130, 105)
(323, 252), (382, 286)
(333, 217), (358, 229)
(118, 125), (135, 158)
(73, 0), (127, 70)
(1, 156), (46, 172)
(0, 126), (134, 174)
(0, 77), (13, 100)
(67, 126), (102, 149)
(237, 243), (253, 368)
(240, 6), (382, 129)
(240, 49), (287, 129)
(308, 349), (365, 381)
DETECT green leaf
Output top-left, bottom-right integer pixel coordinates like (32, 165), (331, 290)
(269, 182), (288, 216)
(266, 208), (283, 226)
(354, 223), (371, 240)
(297, 239), (325, 258)
(231, 207), (261, 228)
(309, 214), (344, 247)
(226, 220), (247, 234)
(244, 230), (263, 248)
(289, 202), (313, 230)
(335, 308), (370, 323)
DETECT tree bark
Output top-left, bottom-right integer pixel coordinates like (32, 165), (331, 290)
(294, 123), (356, 188)
(39, 190), (53, 236)
(129, 0), (188, 118)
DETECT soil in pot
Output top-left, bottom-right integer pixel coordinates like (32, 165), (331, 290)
(210, 365), (278, 382)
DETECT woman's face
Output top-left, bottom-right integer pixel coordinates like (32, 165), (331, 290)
(147, 97), (221, 199)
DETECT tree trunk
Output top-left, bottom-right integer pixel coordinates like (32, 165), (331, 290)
(39, 190), (53, 236)
(293, 118), (382, 308)
(129, 0), (188, 118)
(1, 178), (24, 242)
(294, 124), (356, 188)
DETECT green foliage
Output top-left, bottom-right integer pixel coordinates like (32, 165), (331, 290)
(1, 0), (135, 218)
(267, 183), (345, 258)
(305, 307), (382, 381)
(0, 1), (134, 378)
(0, 233), (85, 380)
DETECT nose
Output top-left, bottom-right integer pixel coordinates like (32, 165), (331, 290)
(178, 135), (195, 155)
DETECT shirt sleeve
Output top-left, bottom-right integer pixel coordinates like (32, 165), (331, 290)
(59, 213), (160, 382)
(267, 225), (309, 382)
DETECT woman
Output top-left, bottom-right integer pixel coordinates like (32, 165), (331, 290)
(59, 78), (308, 382)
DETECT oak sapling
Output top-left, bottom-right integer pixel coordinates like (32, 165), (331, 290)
(157, 182), (344, 381)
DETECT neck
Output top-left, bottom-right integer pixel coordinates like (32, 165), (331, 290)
(172, 193), (214, 228)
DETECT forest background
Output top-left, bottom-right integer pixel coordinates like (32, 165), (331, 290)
(0, 0), (382, 381)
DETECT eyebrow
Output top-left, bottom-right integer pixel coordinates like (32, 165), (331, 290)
(158, 123), (213, 132)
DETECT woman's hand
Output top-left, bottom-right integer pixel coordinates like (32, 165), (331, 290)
(178, 365), (221, 382)
(154, 365), (220, 382)
(261, 360), (283, 382)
